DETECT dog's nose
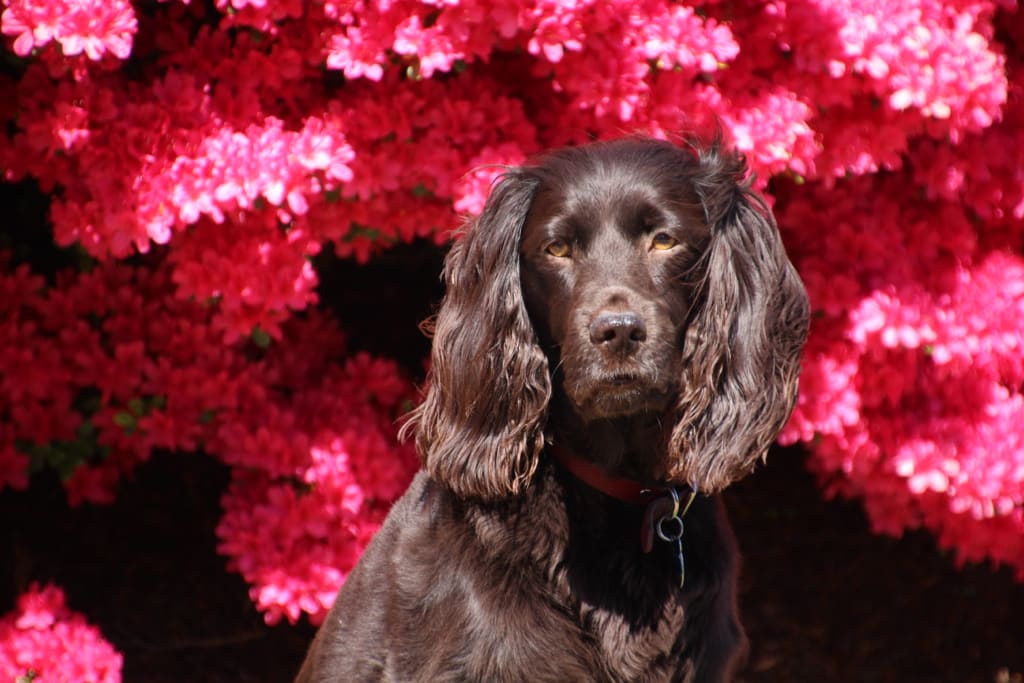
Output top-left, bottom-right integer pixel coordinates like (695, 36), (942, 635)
(589, 312), (647, 353)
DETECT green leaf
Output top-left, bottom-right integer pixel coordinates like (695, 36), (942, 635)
(411, 183), (434, 199)
(113, 411), (137, 431)
(251, 327), (272, 349)
(344, 223), (383, 243)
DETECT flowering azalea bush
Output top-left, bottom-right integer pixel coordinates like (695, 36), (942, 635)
(0, 0), (1021, 660)
(0, 583), (122, 683)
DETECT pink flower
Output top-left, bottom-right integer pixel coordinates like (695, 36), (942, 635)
(2, 0), (1022, 611)
(0, 583), (123, 683)
(1, 0), (137, 60)
(57, 0), (136, 60)
(1, 0), (61, 56)
(777, 164), (1024, 575)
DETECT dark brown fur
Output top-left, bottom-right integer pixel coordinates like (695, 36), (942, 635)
(295, 137), (810, 682)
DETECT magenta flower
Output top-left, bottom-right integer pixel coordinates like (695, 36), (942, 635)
(2, 0), (136, 60)
(0, 583), (123, 683)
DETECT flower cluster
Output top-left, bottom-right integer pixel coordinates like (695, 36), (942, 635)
(0, 0), (1021, 657)
(0, 256), (417, 621)
(212, 338), (418, 625)
(0, 583), (122, 683)
(776, 110), (1024, 571)
(1, 0), (136, 60)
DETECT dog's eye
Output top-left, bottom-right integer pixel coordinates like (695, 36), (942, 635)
(545, 240), (571, 258)
(651, 233), (678, 251)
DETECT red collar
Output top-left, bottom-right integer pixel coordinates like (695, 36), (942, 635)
(551, 445), (701, 562)
(550, 444), (667, 505)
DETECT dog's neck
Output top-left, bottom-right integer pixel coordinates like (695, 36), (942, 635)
(546, 394), (671, 487)
(549, 444), (666, 505)
(545, 422), (699, 587)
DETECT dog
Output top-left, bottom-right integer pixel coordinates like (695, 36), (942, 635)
(294, 136), (810, 682)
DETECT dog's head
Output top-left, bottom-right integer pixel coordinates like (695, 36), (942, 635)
(409, 137), (810, 500)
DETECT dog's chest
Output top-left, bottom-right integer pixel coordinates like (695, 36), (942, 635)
(520, 519), (691, 679)
(443, 567), (688, 683)
(557, 565), (690, 682)
(446, 473), (695, 681)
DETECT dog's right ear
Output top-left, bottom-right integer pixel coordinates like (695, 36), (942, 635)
(404, 171), (551, 501)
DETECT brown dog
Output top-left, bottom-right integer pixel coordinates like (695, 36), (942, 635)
(295, 137), (809, 682)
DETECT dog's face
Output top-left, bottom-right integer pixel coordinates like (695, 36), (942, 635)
(410, 137), (810, 500)
(519, 151), (711, 422)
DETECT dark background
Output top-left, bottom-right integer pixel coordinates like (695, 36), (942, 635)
(2, 229), (1023, 683)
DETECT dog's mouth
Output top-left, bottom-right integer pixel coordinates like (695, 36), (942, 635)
(568, 370), (676, 420)
(605, 373), (640, 387)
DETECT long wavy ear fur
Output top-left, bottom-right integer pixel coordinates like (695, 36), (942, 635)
(404, 171), (550, 501)
(668, 141), (810, 492)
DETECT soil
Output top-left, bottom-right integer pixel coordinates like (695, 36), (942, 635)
(2, 241), (1022, 683)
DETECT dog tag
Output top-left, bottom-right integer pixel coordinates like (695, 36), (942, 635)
(640, 486), (697, 588)
(655, 512), (686, 588)
(651, 488), (696, 589)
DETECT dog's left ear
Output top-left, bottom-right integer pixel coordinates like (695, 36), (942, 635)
(405, 170), (551, 501)
(668, 144), (810, 491)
